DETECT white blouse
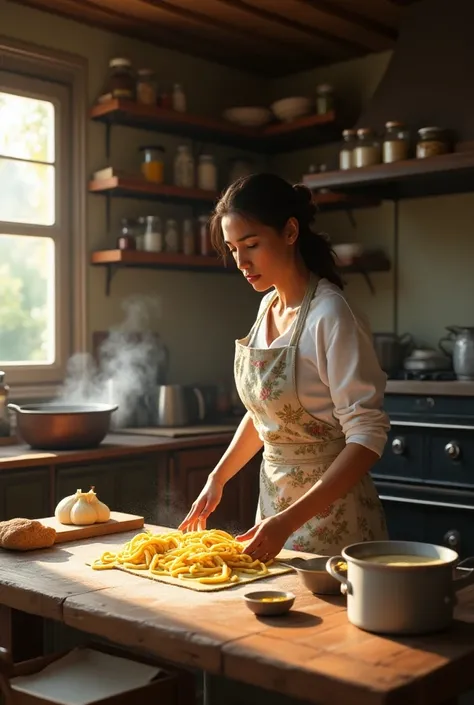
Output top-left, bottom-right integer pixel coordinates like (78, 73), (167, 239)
(249, 279), (390, 458)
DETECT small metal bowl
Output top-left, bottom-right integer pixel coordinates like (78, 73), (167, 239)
(243, 590), (295, 616)
(283, 557), (342, 595)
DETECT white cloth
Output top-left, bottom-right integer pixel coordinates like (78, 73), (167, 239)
(249, 279), (390, 457)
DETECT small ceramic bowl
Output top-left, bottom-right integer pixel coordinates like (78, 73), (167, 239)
(282, 557), (342, 595)
(243, 590), (296, 616)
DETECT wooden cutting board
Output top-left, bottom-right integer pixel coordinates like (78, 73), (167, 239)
(87, 547), (304, 592)
(119, 424), (238, 438)
(39, 512), (144, 543)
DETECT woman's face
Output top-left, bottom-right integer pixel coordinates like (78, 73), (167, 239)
(221, 213), (298, 292)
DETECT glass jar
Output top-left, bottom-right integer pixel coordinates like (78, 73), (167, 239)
(339, 129), (356, 170)
(143, 216), (163, 252)
(174, 145), (195, 188)
(182, 219), (196, 255)
(198, 215), (212, 256)
(117, 218), (137, 250)
(139, 145), (165, 183)
(136, 68), (158, 106)
(383, 121), (409, 163)
(172, 83), (187, 113)
(416, 127), (449, 158)
(103, 58), (135, 101)
(135, 217), (146, 251)
(353, 128), (381, 168)
(229, 157), (253, 184)
(316, 84), (334, 115)
(197, 154), (218, 191)
(0, 370), (10, 437)
(165, 219), (180, 252)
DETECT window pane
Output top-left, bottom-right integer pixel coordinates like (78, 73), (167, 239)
(0, 234), (55, 365)
(0, 157), (55, 225)
(0, 92), (55, 163)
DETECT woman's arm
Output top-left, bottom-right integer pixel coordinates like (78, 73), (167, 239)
(178, 412), (262, 530)
(210, 411), (263, 485)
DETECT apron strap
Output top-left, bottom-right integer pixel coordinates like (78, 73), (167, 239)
(289, 273), (320, 347)
(246, 290), (278, 343)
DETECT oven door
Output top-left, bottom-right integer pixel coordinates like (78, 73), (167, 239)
(375, 480), (474, 559)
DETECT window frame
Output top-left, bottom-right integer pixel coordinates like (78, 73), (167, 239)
(0, 35), (87, 397)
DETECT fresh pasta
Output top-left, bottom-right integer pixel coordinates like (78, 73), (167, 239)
(91, 528), (272, 584)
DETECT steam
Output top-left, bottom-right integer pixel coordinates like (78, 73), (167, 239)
(56, 295), (167, 428)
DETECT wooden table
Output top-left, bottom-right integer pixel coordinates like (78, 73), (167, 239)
(1, 526), (474, 705)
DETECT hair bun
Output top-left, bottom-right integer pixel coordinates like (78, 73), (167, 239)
(293, 183), (316, 223)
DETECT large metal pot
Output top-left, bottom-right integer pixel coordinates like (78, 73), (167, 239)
(439, 326), (474, 380)
(372, 333), (413, 374)
(326, 540), (474, 635)
(8, 403), (118, 450)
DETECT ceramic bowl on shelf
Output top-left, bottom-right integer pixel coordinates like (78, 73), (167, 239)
(271, 96), (312, 122)
(243, 590), (295, 616)
(222, 106), (272, 128)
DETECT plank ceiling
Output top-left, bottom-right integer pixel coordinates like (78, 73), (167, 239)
(9, 0), (419, 75)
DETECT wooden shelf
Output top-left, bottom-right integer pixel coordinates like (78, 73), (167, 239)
(303, 150), (474, 201)
(88, 176), (218, 205)
(90, 99), (341, 153)
(91, 249), (390, 296)
(313, 191), (381, 211)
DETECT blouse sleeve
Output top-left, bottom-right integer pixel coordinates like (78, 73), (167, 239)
(314, 292), (390, 457)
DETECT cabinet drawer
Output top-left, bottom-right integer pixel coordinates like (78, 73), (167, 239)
(0, 468), (51, 520)
(371, 426), (425, 482)
(428, 427), (474, 488)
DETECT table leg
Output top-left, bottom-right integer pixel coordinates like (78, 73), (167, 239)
(0, 606), (43, 662)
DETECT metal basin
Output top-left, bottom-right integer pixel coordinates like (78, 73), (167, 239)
(8, 403), (118, 450)
(281, 556), (342, 595)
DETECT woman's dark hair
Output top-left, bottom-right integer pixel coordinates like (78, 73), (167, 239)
(210, 172), (343, 289)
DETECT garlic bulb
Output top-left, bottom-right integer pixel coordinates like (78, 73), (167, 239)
(70, 495), (97, 526)
(54, 486), (111, 526)
(86, 487), (111, 523)
(55, 489), (82, 525)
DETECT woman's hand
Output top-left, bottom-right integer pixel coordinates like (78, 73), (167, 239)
(178, 475), (224, 532)
(236, 515), (292, 562)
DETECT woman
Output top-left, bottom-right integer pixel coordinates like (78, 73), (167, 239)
(179, 173), (390, 562)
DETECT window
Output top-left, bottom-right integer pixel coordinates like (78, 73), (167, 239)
(0, 70), (72, 387)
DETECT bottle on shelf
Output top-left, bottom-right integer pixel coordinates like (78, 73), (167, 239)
(143, 215), (163, 252)
(139, 145), (165, 183)
(173, 145), (195, 188)
(165, 219), (180, 252)
(198, 154), (218, 191)
(182, 219), (196, 255)
(172, 83), (187, 113)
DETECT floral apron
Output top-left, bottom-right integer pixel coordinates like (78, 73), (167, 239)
(234, 274), (388, 555)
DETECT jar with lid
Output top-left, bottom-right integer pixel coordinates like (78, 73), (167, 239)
(198, 215), (212, 256)
(102, 58), (135, 101)
(182, 219), (196, 255)
(198, 154), (218, 191)
(165, 219), (180, 252)
(339, 129), (356, 170)
(416, 127), (449, 159)
(117, 218), (137, 250)
(0, 371), (10, 437)
(229, 157), (253, 184)
(143, 216), (163, 252)
(172, 83), (187, 113)
(353, 128), (381, 168)
(383, 121), (409, 163)
(316, 84), (334, 115)
(174, 145), (195, 188)
(139, 145), (165, 183)
(136, 68), (158, 106)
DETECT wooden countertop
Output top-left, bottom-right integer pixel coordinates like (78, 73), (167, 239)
(386, 380), (474, 396)
(0, 430), (235, 471)
(1, 525), (474, 705)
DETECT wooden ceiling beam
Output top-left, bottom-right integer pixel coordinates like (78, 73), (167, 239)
(140, 0), (326, 63)
(214, 0), (369, 56)
(298, 0), (398, 40)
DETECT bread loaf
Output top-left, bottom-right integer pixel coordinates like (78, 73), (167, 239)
(0, 518), (56, 551)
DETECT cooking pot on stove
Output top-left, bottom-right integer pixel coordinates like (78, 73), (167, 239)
(326, 540), (474, 635)
(153, 385), (206, 427)
(403, 348), (452, 372)
(372, 332), (413, 374)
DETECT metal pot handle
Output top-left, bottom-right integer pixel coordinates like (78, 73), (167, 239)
(453, 558), (474, 594)
(439, 337), (454, 356)
(6, 404), (20, 413)
(192, 388), (206, 422)
(326, 556), (352, 595)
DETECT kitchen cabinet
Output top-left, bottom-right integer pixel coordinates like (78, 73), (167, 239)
(168, 447), (260, 533)
(116, 453), (165, 523)
(55, 462), (118, 510)
(0, 468), (51, 521)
